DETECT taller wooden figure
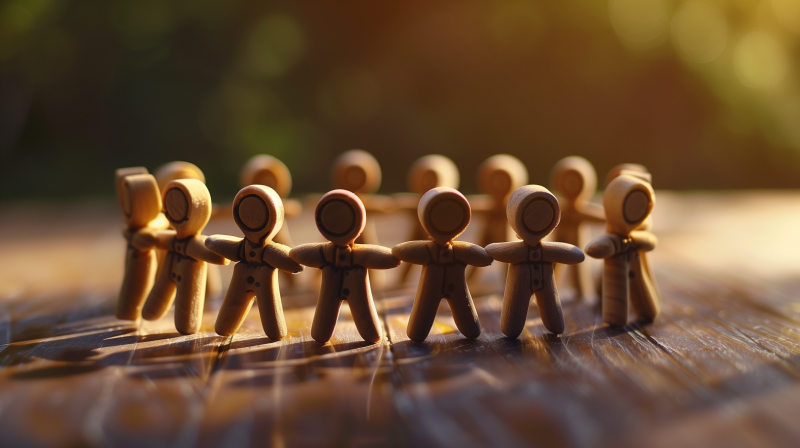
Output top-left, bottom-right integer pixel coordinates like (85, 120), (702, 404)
(549, 156), (605, 301)
(115, 169), (163, 320)
(136, 179), (229, 334)
(485, 186), (585, 338)
(205, 185), (303, 340)
(392, 188), (493, 343)
(289, 190), (400, 344)
(585, 175), (660, 326)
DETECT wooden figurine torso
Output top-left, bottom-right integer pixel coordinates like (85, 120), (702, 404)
(319, 243), (368, 301)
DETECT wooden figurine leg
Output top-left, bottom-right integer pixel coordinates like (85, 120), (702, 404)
(205, 264), (223, 299)
(500, 265), (534, 339)
(407, 265), (445, 343)
(346, 272), (382, 343)
(629, 252), (660, 321)
(273, 227), (296, 290)
(446, 285), (481, 340)
(602, 254), (629, 326)
(117, 247), (158, 320)
(254, 266), (287, 340)
(173, 257), (207, 335)
(534, 264), (565, 334)
(142, 252), (178, 321)
(311, 269), (344, 343)
(215, 263), (256, 336)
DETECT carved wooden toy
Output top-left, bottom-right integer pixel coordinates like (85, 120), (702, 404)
(392, 187), (493, 342)
(485, 186), (585, 338)
(289, 190), (399, 344)
(115, 169), (164, 321)
(205, 185), (303, 339)
(134, 179), (230, 334)
(394, 155), (460, 285)
(585, 175), (659, 326)
(549, 156), (605, 301)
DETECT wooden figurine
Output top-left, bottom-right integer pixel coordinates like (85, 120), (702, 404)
(585, 175), (659, 326)
(205, 185), (303, 339)
(485, 186), (585, 338)
(467, 154), (528, 282)
(394, 154), (460, 285)
(392, 187), (493, 342)
(133, 179), (230, 334)
(115, 169), (164, 321)
(289, 190), (399, 344)
(549, 156), (605, 301)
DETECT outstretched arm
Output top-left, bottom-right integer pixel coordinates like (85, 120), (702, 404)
(131, 229), (175, 251)
(205, 235), (243, 262)
(578, 201), (605, 223)
(188, 236), (230, 265)
(484, 242), (528, 263)
(542, 242), (585, 265)
(263, 242), (304, 273)
(453, 241), (493, 267)
(630, 231), (657, 252)
(289, 243), (327, 268)
(354, 245), (401, 269)
(584, 234), (622, 259)
(392, 241), (432, 265)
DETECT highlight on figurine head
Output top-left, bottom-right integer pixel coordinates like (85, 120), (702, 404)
(549, 156), (597, 202)
(120, 173), (162, 228)
(233, 185), (284, 244)
(603, 174), (655, 235)
(605, 163), (651, 187)
(332, 149), (382, 194)
(155, 161), (206, 195)
(163, 179), (212, 238)
(506, 185), (561, 245)
(407, 154), (460, 194)
(417, 187), (471, 245)
(477, 154), (529, 200)
(315, 189), (366, 246)
(240, 155), (292, 197)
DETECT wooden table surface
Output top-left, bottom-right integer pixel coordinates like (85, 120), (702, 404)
(1, 191), (800, 448)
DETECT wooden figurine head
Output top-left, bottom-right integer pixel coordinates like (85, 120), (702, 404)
(155, 161), (206, 195)
(605, 163), (651, 186)
(315, 189), (366, 246)
(233, 185), (284, 244)
(477, 154), (528, 201)
(162, 179), (212, 239)
(115, 167), (149, 209)
(407, 155), (460, 194)
(417, 187), (471, 246)
(506, 185), (561, 246)
(240, 155), (292, 198)
(603, 175), (655, 236)
(119, 173), (162, 228)
(332, 150), (382, 194)
(550, 156), (597, 203)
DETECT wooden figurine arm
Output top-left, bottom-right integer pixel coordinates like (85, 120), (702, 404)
(283, 199), (303, 218)
(187, 236), (230, 265)
(289, 243), (328, 268)
(353, 245), (401, 269)
(131, 229), (175, 251)
(391, 241), (432, 265)
(541, 242), (585, 265)
(392, 193), (420, 211)
(484, 242), (528, 263)
(453, 241), (493, 267)
(466, 194), (494, 212)
(630, 231), (657, 252)
(205, 235), (244, 262)
(263, 242), (304, 273)
(584, 234), (622, 259)
(362, 194), (397, 213)
(578, 202), (605, 223)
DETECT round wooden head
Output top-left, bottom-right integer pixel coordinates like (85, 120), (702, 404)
(233, 185), (284, 244)
(120, 173), (162, 228)
(407, 155), (460, 194)
(240, 155), (292, 197)
(155, 161), (206, 195)
(603, 175), (655, 236)
(605, 163), (651, 186)
(477, 155), (529, 200)
(417, 187), (471, 245)
(162, 179), (212, 239)
(115, 167), (149, 208)
(332, 150), (382, 194)
(550, 156), (597, 202)
(506, 185), (561, 245)
(315, 189), (366, 246)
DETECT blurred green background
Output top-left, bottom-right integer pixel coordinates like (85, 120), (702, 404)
(1, 0), (799, 202)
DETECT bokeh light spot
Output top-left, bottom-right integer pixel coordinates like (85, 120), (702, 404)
(671, 2), (727, 63)
(244, 14), (305, 77)
(771, 0), (800, 33)
(733, 31), (788, 89)
(609, 0), (668, 49)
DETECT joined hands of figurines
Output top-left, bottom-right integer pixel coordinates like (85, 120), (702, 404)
(204, 185), (303, 340)
(133, 179), (230, 334)
(486, 186), (585, 338)
(585, 175), (660, 326)
(392, 187), (493, 343)
(289, 190), (400, 344)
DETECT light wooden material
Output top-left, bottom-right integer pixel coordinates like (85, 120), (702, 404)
(289, 190), (399, 343)
(392, 187), (493, 342)
(605, 163), (651, 187)
(136, 179), (230, 335)
(585, 175), (660, 326)
(549, 156), (605, 301)
(486, 186), (585, 338)
(205, 185), (303, 340)
(115, 171), (162, 321)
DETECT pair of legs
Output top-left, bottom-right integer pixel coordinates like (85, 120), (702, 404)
(142, 252), (207, 334)
(117, 246), (157, 320)
(407, 264), (481, 343)
(602, 252), (660, 326)
(215, 263), (286, 340)
(311, 267), (382, 344)
(501, 263), (564, 338)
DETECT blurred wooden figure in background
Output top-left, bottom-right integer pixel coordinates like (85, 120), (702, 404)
(289, 190), (399, 344)
(205, 185), (303, 340)
(393, 187), (493, 343)
(486, 186), (585, 338)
